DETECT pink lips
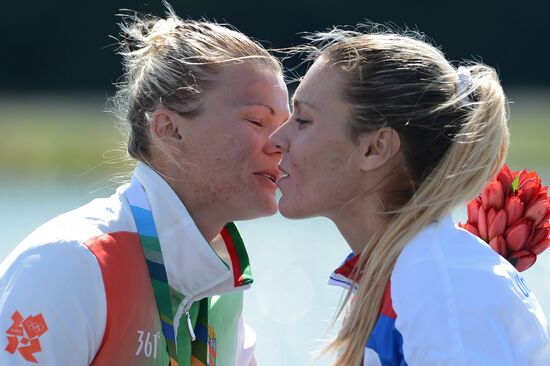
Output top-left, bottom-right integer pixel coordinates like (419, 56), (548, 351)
(253, 169), (280, 184)
(276, 164), (289, 184)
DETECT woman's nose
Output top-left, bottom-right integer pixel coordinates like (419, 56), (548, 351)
(268, 123), (289, 153)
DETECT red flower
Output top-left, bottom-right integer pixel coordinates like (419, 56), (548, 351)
(505, 219), (531, 252)
(460, 164), (550, 272)
(488, 236), (507, 257)
(505, 196), (524, 226)
(508, 251), (537, 273)
(482, 181), (505, 210)
(488, 209), (507, 240)
(496, 165), (514, 196)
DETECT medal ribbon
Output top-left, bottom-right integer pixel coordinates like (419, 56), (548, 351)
(127, 179), (209, 366)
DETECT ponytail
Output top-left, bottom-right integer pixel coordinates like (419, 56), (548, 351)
(309, 28), (509, 365)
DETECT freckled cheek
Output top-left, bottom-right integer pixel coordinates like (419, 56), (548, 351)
(216, 137), (257, 175)
(300, 146), (350, 190)
(288, 153), (318, 195)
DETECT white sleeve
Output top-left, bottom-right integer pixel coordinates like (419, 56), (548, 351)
(0, 242), (106, 365)
(234, 313), (258, 366)
(392, 254), (550, 366)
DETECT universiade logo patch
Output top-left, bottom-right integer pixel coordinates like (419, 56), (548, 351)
(5, 311), (48, 363)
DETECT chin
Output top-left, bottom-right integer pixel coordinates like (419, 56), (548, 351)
(257, 201), (278, 217)
(278, 200), (313, 219)
(238, 198), (278, 220)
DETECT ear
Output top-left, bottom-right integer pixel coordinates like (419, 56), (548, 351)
(356, 127), (401, 172)
(149, 108), (183, 146)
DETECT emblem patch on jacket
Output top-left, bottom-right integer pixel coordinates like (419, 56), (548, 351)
(5, 310), (48, 363)
(207, 324), (217, 366)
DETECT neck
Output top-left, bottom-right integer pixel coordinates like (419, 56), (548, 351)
(329, 195), (388, 254)
(148, 158), (226, 242)
(183, 204), (227, 243)
(169, 181), (228, 242)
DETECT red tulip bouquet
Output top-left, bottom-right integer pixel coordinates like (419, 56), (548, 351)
(460, 165), (550, 272)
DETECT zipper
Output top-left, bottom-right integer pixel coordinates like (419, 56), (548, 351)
(174, 297), (196, 343)
(183, 298), (195, 340)
(173, 274), (249, 343)
(184, 309), (196, 341)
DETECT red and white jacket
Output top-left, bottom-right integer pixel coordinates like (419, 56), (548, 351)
(0, 163), (257, 365)
(328, 216), (550, 365)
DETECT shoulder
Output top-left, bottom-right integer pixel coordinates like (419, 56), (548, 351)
(0, 240), (107, 364)
(391, 216), (550, 365)
(392, 216), (535, 307)
(4, 185), (136, 264)
(0, 188), (134, 365)
(392, 216), (516, 299)
(0, 241), (106, 326)
(11, 186), (132, 251)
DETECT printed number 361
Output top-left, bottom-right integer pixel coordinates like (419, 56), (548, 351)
(136, 330), (160, 358)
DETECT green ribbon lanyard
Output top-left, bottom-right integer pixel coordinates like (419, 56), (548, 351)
(127, 179), (210, 366)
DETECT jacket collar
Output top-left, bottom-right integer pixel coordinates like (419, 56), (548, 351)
(130, 162), (252, 301)
(327, 252), (360, 292)
(327, 216), (456, 292)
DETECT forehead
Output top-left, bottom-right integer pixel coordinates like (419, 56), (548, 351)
(293, 59), (344, 108)
(216, 63), (288, 110)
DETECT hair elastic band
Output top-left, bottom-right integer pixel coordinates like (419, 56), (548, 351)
(456, 66), (473, 105)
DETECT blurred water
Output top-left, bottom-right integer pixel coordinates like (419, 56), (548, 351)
(1, 176), (549, 365)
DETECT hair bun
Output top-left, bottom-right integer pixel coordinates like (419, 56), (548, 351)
(118, 15), (179, 56)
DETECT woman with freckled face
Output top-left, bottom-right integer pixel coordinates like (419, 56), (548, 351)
(270, 27), (550, 365)
(0, 4), (289, 366)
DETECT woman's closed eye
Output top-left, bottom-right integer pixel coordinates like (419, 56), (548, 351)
(245, 118), (263, 127)
(295, 118), (311, 129)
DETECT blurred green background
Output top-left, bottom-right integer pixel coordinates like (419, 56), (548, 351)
(1, 0), (548, 176)
(1, 90), (548, 176)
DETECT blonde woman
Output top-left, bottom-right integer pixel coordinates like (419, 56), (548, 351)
(270, 28), (550, 365)
(0, 4), (289, 366)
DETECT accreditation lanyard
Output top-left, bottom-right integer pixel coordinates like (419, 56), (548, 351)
(126, 179), (210, 366)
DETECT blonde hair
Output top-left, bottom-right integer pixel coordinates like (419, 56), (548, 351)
(308, 27), (509, 365)
(110, 1), (281, 161)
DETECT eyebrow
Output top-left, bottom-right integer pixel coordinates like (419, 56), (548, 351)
(241, 103), (275, 115)
(291, 96), (316, 111)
